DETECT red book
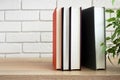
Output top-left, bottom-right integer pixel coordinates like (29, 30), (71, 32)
(53, 8), (57, 69)
(53, 8), (61, 70)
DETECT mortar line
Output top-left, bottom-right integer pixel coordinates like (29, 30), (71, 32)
(91, 0), (93, 6)
(4, 11), (6, 21)
(21, 0), (23, 10)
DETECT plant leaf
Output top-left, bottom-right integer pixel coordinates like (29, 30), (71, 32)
(107, 46), (117, 57)
(112, 0), (115, 5)
(106, 37), (111, 40)
(116, 9), (120, 18)
(107, 17), (116, 22)
(111, 32), (116, 40)
(106, 9), (114, 13)
(100, 42), (105, 46)
(107, 48), (113, 53)
(117, 29), (120, 36)
(111, 28), (119, 40)
(106, 23), (113, 28)
(117, 46), (120, 56)
(113, 52), (116, 57)
(108, 56), (114, 65)
(113, 38), (120, 44)
(118, 58), (120, 64)
(101, 42), (106, 54)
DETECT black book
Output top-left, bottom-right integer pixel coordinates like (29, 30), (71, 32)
(81, 7), (106, 70)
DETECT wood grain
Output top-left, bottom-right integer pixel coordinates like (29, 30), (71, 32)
(0, 58), (119, 80)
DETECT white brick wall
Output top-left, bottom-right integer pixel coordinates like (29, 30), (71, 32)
(41, 32), (52, 42)
(0, 11), (4, 21)
(22, 22), (52, 31)
(6, 53), (40, 58)
(93, 0), (120, 9)
(0, 54), (5, 58)
(0, 0), (117, 58)
(5, 11), (39, 20)
(23, 43), (52, 53)
(41, 53), (52, 58)
(40, 10), (53, 21)
(0, 33), (5, 42)
(22, 0), (56, 9)
(0, 0), (20, 10)
(6, 33), (40, 42)
(57, 0), (92, 9)
(0, 22), (21, 32)
(0, 43), (21, 53)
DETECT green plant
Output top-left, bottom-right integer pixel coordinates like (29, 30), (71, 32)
(101, 9), (120, 64)
(112, 0), (115, 5)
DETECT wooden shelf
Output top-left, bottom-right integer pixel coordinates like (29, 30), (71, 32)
(0, 58), (119, 80)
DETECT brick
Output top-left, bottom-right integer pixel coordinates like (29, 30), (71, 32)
(41, 53), (52, 58)
(40, 10), (53, 20)
(106, 25), (115, 32)
(22, 22), (52, 31)
(0, 22), (21, 32)
(110, 10), (116, 18)
(6, 33), (40, 42)
(22, 0), (56, 9)
(0, 54), (5, 58)
(93, 0), (120, 9)
(41, 32), (52, 42)
(58, 0), (92, 9)
(0, 33), (5, 42)
(5, 11), (39, 20)
(106, 27), (112, 32)
(57, 0), (71, 8)
(6, 53), (40, 58)
(106, 31), (112, 37)
(0, 11), (4, 20)
(0, 0), (20, 10)
(23, 43), (52, 52)
(105, 12), (110, 20)
(0, 43), (21, 53)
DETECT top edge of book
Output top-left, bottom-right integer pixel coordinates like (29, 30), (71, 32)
(54, 6), (105, 10)
(55, 6), (82, 8)
(83, 6), (105, 10)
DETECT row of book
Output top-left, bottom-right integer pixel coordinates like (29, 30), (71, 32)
(53, 7), (106, 71)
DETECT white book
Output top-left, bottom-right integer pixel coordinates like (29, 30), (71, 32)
(94, 7), (106, 69)
(69, 7), (81, 70)
(56, 8), (62, 69)
(61, 7), (69, 70)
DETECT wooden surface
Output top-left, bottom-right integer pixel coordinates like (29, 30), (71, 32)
(0, 58), (119, 80)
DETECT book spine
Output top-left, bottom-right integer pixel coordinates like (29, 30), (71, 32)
(80, 7), (82, 70)
(69, 7), (71, 71)
(53, 8), (57, 69)
(61, 7), (64, 71)
(103, 7), (106, 70)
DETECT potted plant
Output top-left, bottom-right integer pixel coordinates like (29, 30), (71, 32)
(101, 0), (120, 64)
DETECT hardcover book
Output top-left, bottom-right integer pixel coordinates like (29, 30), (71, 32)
(69, 7), (81, 70)
(61, 7), (70, 70)
(81, 7), (106, 70)
(53, 8), (62, 70)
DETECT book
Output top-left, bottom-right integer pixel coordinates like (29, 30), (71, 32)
(69, 7), (81, 70)
(53, 8), (62, 70)
(61, 7), (70, 71)
(81, 7), (106, 70)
